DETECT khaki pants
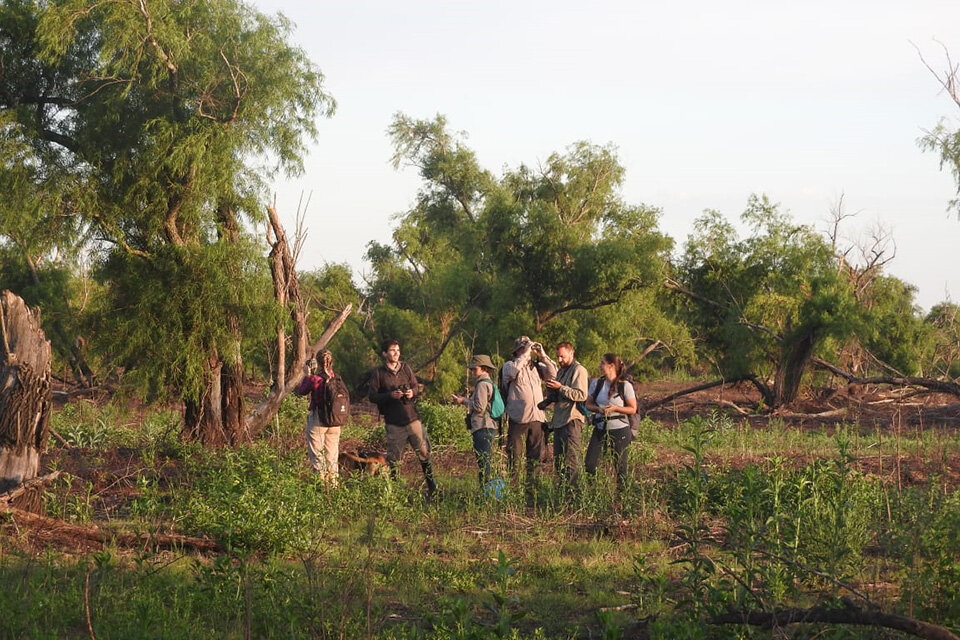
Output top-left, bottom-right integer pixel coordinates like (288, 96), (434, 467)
(305, 411), (340, 481)
(385, 419), (432, 469)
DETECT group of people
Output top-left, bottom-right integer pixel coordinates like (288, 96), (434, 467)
(295, 335), (638, 497)
(455, 336), (638, 495)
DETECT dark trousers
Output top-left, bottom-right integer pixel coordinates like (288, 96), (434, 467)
(553, 420), (584, 489)
(472, 428), (496, 486)
(506, 419), (545, 483)
(584, 425), (632, 489)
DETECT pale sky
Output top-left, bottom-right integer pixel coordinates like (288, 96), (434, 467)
(251, 0), (960, 312)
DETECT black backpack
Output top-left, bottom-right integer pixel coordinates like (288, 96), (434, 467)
(590, 377), (641, 439)
(317, 375), (351, 427)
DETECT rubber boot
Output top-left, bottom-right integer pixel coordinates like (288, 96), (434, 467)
(421, 460), (438, 497)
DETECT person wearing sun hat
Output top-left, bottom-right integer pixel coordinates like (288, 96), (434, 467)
(453, 354), (501, 488)
(501, 335), (557, 490)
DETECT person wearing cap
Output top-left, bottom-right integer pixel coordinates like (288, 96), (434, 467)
(544, 341), (589, 491)
(453, 354), (499, 488)
(294, 348), (342, 485)
(500, 335), (558, 489)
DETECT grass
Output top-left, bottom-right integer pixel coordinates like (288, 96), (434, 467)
(4, 399), (960, 638)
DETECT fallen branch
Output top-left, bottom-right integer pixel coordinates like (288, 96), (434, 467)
(771, 407), (849, 420)
(813, 358), (960, 398)
(0, 503), (222, 552)
(0, 470), (60, 505)
(49, 428), (73, 449)
(711, 604), (959, 640)
(639, 376), (757, 413)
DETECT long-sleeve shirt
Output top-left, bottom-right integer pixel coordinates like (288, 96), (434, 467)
(501, 352), (557, 423)
(367, 362), (420, 426)
(549, 360), (589, 429)
(294, 374), (324, 412)
(468, 378), (498, 432)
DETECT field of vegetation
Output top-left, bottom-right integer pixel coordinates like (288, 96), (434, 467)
(3, 0), (960, 637)
(2, 388), (959, 640)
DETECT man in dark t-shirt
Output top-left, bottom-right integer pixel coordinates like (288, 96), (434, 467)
(367, 339), (438, 496)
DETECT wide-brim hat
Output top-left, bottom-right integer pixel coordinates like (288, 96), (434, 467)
(467, 354), (496, 372)
(513, 335), (532, 353)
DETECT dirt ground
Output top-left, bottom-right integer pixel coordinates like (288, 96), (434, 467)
(4, 380), (959, 555)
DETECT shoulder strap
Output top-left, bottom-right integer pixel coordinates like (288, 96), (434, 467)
(591, 378), (604, 403)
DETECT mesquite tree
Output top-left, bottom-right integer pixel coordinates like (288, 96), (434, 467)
(0, 0), (333, 443)
(368, 114), (685, 394)
(673, 196), (861, 408)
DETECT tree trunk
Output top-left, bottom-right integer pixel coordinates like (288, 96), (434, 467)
(182, 354), (229, 446)
(221, 349), (246, 444)
(773, 328), (817, 408)
(242, 204), (339, 438)
(0, 291), (52, 498)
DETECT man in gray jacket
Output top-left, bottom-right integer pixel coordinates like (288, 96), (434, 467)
(545, 341), (589, 491)
(501, 335), (557, 488)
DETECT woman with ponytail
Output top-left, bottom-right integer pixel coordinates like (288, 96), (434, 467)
(584, 353), (637, 491)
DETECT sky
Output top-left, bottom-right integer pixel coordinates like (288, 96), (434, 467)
(250, 0), (960, 312)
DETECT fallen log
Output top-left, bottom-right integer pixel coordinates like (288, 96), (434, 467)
(813, 358), (960, 399)
(639, 376), (759, 413)
(711, 604), (959, 640)
(0, 470), (60, 511)
(0, 503), (222, 553)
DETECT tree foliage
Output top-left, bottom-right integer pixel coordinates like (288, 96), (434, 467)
(367, 114), (686, 395)
(0, 0), (333, 441)
(674, 196), (861, 407)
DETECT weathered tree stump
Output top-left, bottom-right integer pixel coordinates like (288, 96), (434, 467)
(0, 291), (52, 505)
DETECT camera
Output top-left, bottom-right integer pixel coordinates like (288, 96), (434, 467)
(305, 358), (318, 374)
(537, 389), (558, 411)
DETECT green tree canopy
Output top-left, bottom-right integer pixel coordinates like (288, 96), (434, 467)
(367, 114), (686, 395)
(0, 0), (333, 442)
(674, 196), (861, 407)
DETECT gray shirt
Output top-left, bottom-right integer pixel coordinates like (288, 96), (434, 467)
(468, 378), (498, 432)
(501, 352), (558, 423)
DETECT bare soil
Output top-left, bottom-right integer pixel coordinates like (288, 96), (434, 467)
(4, 380), (959, 555)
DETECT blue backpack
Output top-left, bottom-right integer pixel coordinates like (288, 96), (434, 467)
(478, 379), (505, 419)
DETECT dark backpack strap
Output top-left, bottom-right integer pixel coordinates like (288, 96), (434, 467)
(591, 378), (604, 403)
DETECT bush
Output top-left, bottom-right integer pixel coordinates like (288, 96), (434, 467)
(417, 400), (471, 450)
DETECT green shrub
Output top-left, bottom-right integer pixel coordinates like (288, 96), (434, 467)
(417, 400), (471, 450)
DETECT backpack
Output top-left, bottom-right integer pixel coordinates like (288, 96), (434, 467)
(590, 377), (641, 439)
(477, 378), (505, 419)
(317, 374), (351, 427)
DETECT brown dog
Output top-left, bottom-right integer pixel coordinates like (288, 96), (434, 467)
(338, 449), (388, 477)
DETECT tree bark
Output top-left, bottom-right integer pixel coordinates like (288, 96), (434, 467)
(0, 291), (52, 499)
(241, 205), (352, 437)
(182, 354), (228, 446)
(773, 328), (817, 408)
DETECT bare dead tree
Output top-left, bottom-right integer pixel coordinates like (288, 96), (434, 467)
(916, 39), (960, 108)
(244, 205), (352, 436)
(0, 291), (52, 506)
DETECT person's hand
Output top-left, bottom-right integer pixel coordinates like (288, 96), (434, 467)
(603, 406), (618, 417)
(403, 388), (415, 399)
(531, 342), (544, 355)
(544, 379), (561, 390)
(451, 394), (465, 405)
(303, 363), (312, 375)
(390, 389), (404, 399)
